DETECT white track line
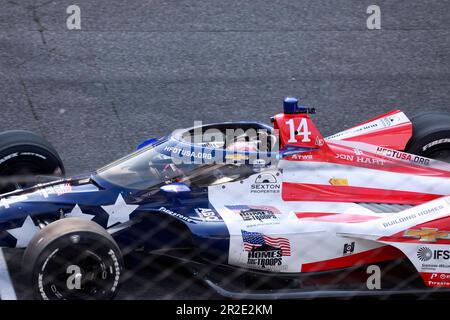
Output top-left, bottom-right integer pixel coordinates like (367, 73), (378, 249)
(0, 249), (17, 300)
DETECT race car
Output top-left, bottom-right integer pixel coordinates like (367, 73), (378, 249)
(0, 97), (449, 300)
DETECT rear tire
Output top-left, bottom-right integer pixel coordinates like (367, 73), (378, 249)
(0, 130), (65, 194)
(405, 112), (450, 163)
(23, 218), (123, 300)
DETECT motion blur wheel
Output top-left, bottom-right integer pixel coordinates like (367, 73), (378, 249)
(0, 130), (65, 194)
(405, 112), (450, 163)
(23, 218), (123, 300)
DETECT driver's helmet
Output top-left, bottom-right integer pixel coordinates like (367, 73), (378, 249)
(225, 140), (259, 153)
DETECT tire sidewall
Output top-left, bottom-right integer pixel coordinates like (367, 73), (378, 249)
(407, 130), (450, 157)
(0, 145), (64, 193)
(0, 145), (62, 171)
(28, 230), (123, 300)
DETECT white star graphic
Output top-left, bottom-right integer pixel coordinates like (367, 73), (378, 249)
(101, 194), (139, 227)
(66, 204), (95, 220)
(8, 215), (39, 248)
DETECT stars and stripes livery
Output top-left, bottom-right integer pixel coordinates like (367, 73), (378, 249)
(241, 230), (291, 256)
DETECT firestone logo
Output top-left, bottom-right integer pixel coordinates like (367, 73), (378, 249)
(430, 273), (450, 280)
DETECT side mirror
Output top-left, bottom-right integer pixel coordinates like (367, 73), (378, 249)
(160, 182), (191, 194)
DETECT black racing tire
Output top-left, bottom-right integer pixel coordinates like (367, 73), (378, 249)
(22, 218), (123, 300)
(0, 130), (65, 194)
(404, 112), (450, 163)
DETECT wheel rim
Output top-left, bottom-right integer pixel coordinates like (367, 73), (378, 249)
(38, 244), (120, 300)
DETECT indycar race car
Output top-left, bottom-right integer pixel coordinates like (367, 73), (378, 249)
(0, 98), (449, 300)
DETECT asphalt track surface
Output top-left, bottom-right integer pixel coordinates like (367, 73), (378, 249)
(1, 0), (450, 299)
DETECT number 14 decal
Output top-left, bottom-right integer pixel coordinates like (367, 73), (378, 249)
(286, 118), (311, 143)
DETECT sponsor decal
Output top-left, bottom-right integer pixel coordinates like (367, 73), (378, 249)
(335, 153), (385, 166)
(433, 249), (450, 260)
(416, 247), (450, 272)
(250, 173), (281, 194)
(326, 113), (407, 140)
(417, 247), (433, 261)
(380, 117), (392, 127)
(329, 178), (349, 186)
(163, 146), (212, 160)
(40, 183), (72, 198)
(422, 138), (450, 152)
(327, 132), (345, 140)
(404, 228), (450, 242)
(335, 154), (354, 161)
(353, 148), (364, 156)
(227, 205), (280, 226)
(422, 273), (450, 288)
(194, 208), (222, 222)
(417, 247), (450, 262)
(343, 242), (355, 255)
(428, 280), (450, 287)
(159, 206), (195, 223)
(430, 273), (450, 280)
(376, 147), (430, 166)
(234, 206), (277, 222)
(240, 209), (276, 222)
(380, 115), (402, 127)
(290, 154), (313, 160)
(242, 230), (291, 269)
(382, 205), (445, 228)
(355, 123), (380, 132)
(355, 156), (385, 165)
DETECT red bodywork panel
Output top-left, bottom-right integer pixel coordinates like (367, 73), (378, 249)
(273, 109), (413, 153)
(273, 112), (324, 150)
(333, 110), (413, 151)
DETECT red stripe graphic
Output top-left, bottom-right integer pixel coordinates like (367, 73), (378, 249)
(283, 182), (440, 205)
(296, 212), (380, 223)
(336, 123), (412, 151)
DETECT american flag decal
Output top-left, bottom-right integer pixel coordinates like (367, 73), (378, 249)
(241, 230), (291, 256)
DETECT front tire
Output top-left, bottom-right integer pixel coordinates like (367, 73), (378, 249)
(22, 218), (123, 300)
(405, 112), (450, 162)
